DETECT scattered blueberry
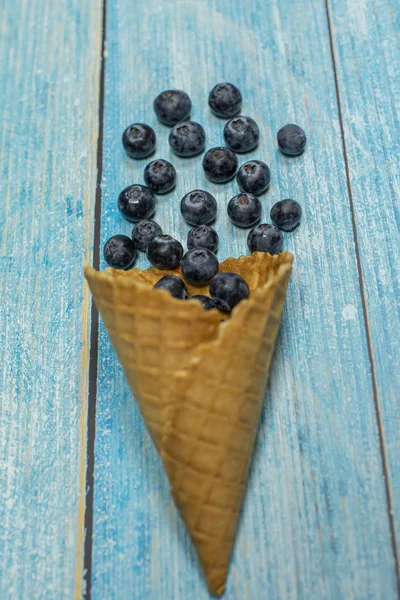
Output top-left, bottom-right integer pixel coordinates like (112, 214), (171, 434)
(147, 234), (183, 270)
(153, 90), (192, 126)
(181, 248), (219, 286)
(132, 219), (162, 251)
(236, 160), (270, 195)
(202, 146), (238, 183)
(181, 190), (217, 225)
(169, 121), (205, 157)
(190, 295), (217, 310)
(122, 123), (156, 159)
(187, 225), (219, 253)
(209, 272), (250, 312)
(118, 185), (156, 223)
(223, 116), (260, 153)
(247, 224), (283, 254)
(103, 235), (137, 270)
(277, 124), (306, 156)
(153, 275), (187, 299)
(227, 193), (262, 228)
(208, 83), (242, 118)
(270, 199), (302, 231)
(144, 159), (176, 194)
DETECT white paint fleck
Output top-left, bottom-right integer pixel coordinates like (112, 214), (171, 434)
(342, 304), (357, 321)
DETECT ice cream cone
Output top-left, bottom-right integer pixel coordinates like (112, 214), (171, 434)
(84, 251), (293, 596)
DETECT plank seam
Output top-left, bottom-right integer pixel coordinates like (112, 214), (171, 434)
(325, 0), (400, 592)
(83, 0), (108, 596)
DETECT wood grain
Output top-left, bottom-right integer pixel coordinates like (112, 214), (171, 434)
(327, 0), (400, 555)
(91, 0), (399, 598)
(0, 1), (102, 598)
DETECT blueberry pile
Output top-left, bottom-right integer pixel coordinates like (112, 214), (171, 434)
(104, 84), (306, 311)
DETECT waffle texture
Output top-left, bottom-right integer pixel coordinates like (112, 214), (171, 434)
(85, 251), (293, 596)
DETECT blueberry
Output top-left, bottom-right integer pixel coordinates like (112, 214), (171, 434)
(270, 199), (302, 231)
(190, 295), (217, 310)
(247, 224), (283, 254)
(208, 83), (242, 118)
(122, 123), (156, 159)
(118, 184), (156, 223)
(181, 248), (219, 286)
(144, 159), (176, 194)
(277, 124), (306, 156)
(227, 193), (261, 228)
(181, 190), (217, 226)
(202, 146), (238, 183)
(153, 90), (192, 126)
(132, 219), (162, 251)
(153, 275), (187, 299)
(223, 116), (260, 153)
(236, 160), (270, 195)
(147, 234), (183, 270)
(169, 121), (205, 157)
(209, 272), (250, 312)
(187, 225), (219, 253)
(103, 235), (137, 270)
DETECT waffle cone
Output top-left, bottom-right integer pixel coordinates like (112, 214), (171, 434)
(85, 251), (293, 596)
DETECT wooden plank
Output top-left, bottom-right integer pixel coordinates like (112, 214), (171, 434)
(327, 0), (400, 554)
(92, 0), (398, 598)
(0, 1), (102, 598)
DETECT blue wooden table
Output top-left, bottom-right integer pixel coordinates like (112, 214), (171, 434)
(1, 0), (399, 598)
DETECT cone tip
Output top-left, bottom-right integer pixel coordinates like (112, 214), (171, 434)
(207, 574), (226, 597)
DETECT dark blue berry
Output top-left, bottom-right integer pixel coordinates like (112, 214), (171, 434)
(147, 235), (183, 270)
(209, 272), (250, 312)
(153, 90), (192, 126)
(122, 123), (156, 159)
(236, 160), (270, 195)
(153, 275), (187, 299)
(103, 235), (137, 270)
(144, 159), (176, 194)
(208, 83), (242, 118)
(132, 219), (162, 251)
(118, 184), (156, 223)
(247, 224), (283, 254)
(223, 116), (259, 153)
(277, 124), (306, 156)
(202, 146), (238, 183)
(181, 190), (217, 226)
(187, 225), (219, 253)
(190, 295), (217, 310)
(181, 248), (219, 286)
(169, 121), (205, 157)
(270, 199), (302, 231)
(227, 193), (261, 228)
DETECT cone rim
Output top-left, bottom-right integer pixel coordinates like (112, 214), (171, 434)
(84, 251), (293, 321)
